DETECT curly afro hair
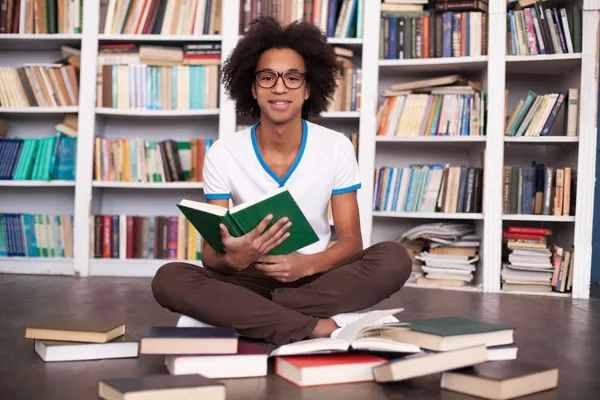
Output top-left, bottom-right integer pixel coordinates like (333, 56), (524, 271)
(221, 17), (342, 120)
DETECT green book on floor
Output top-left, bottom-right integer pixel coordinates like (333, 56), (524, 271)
(383, 317), (515, 351)
(177, 187), (319, 255)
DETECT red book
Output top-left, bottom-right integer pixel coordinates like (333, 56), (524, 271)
(503, 232), (545, 241)
(102, 215), (112, 258)
(274, 354), (386, 387)
(507, 226), (553, 236)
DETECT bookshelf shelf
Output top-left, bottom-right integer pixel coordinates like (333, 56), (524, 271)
(89, 259), (195, 277)
(500, 289), (571, 298)
(0, 181), (75, 187)
(92, 181), (204, 189)
(0, 107), (79, 115)
(502, 214), (575, 222)
(326, 37), (363, 46)
(319, 111), (361, 119)
(505, 53), (582, 74)
(404, 282), (483, 293)
(375, 136), (487, 143)
(372, 211), (484, 220)
(0, 33), (82, 49)
(98, 34), (222, 42)
(504, 136), (579, 143)
(0, 257), (73, 276)
(378, 56), (489, 73)
(95, 108), (220, 117)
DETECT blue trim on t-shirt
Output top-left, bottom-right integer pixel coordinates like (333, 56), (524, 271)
(205, 193), (232, 200)
(251, 119), (308, 188)
(332, 183), (361, 195)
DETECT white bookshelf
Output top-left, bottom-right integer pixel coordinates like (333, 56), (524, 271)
(0, 0), (598, 300)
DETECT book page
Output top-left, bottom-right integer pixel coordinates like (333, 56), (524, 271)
(335, 308), (405, 342)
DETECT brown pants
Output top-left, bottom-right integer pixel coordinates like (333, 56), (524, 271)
(151, 241), (412, 345)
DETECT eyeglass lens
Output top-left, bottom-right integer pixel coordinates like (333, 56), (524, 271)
(256, 71), (304, 89)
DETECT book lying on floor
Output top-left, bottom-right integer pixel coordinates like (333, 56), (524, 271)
(275, 353), (387, 387)
(140, 327), (238, 355)
(270, 308), (421, 356)
(380, 317), (515, 351)
(24, 320), (125, 343)
(177, 187), (319, 255)
(98, 374), (225, 400)
(373, 344), (488, 382)
(166, 342), (268, 378)
(440, 360), (559, 399)
(35, 334), (139, 362)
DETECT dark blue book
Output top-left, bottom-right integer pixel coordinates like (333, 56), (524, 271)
(99, 374), (225, 400)
(140, 326), (238, 355)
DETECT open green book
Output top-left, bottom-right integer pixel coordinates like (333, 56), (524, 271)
(177, 187), (319, 255)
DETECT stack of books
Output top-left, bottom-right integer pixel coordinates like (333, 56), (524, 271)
(24, 320), (138, 362)
(376, 75), (486, 137)
(329, 47), (362, 112)
(380, 0), (488, 60)
(398, 222), (481, 287)
(501, 226), (555, 293)
(506, 0), (582, 55)
(96, 44), (221, 111)
(138, 326), (269, 379)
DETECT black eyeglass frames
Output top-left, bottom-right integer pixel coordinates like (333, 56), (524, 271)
(254, 70), (305, 89)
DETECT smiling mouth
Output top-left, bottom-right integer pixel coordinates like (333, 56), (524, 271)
(268, 100), (292, 105)
(268, 100), (292, 110)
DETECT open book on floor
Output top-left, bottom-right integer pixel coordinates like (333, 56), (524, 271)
(177, 187), (319, 255)
(270, 308), (421, 356)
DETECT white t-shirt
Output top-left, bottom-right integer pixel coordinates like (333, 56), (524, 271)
(202, 119), (361, 254)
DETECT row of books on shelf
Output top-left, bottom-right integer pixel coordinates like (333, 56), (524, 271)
(0, 213), (73, 258)
(0, 0), (82, 34)
(501, 226), (572, 293)
(0, 132), (77, 181)
(90, 214), (202, 260)
(0, 64), (79, 108)
(96, 43), (221, 110)
(507, 1), (581, 55)
(380, 11), (488, 60)
(239, 0), (362, 38)
(373, 164), (483, 214)
(93, 137), (213, 183)
(503, 164), (575, 217)
(400, 222), (481, 287)
(505, 88), (578, 137)
(331, 47), (361, 112)
(377, 75), (485, 137)
(100, 0), (222, 36)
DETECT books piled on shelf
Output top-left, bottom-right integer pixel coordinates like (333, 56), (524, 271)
(0, 133), (77, 181)
(90, 214), (202, 260)
(100, 0), (222, 35)
(398, 239), (426, 282)
(502, 163), (575, 216)
(97, 44), (220, 110)
(329, 47), (361, 112)
(501, 226), (556, 293)
(504, 88), (578, 137)
(376, 75), (485, 137)
(0, 1), (83, 34)
(0, 213), (73, 258)
(506, 1), (582, 55)
(373, 164), (482, 214)
(549, 243), (574, 293)
(398, 222), (481, 287)
(93, 137), (213, 183)
(380, 6), (488, 59)
(0, 64), (79, 108)
(239, 0), (363, 39)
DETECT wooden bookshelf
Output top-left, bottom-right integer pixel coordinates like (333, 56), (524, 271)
(1, 0), (598, 300)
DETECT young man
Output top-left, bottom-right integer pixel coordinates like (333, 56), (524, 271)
(151, 17), (412, 346)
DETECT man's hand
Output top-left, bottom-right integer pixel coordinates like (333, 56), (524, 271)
(255, 253), (311, 283)
(220, 214), (292, 271)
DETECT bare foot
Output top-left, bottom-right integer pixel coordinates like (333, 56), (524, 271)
(309, 318), (339, 338)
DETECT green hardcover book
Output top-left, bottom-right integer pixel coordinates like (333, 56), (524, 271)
(177, 187), (319, 255)
(387, 317), (515, 351)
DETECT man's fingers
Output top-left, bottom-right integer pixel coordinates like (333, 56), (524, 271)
(256, 262), (285, 273)
(248, 214), (274, 239)
(220, 223), (231, 239)
(261, 227), (291, 254)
